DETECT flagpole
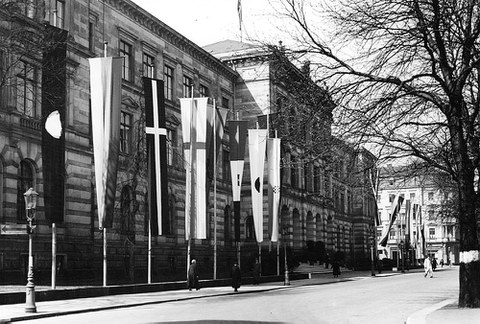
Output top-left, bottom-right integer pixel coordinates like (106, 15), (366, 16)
(187, 85), (194, 277)
(148, 215), (152, 284)
(51, 223), (56, 289)
(213, 99), (218, 280)
(102, 40), (109, 288)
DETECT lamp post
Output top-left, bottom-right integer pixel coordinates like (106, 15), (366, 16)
(24, 188), (39, 313)
(282, 226), (290, 286)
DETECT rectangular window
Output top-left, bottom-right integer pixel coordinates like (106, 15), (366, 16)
(313, 166), (320, 193)
(88, 21), (95, 52)
(223, 150), (231, 182)
(143, 53), (155, 78)
(163, 65), (173, 101)
(428, 192), (434, 200)
(410, 192), (415, 200)
(17, 61), (36, 117)
(166, 128), (176, 165)
(222, 96), (229, 109)
(183, 75), (193, 97)
(389, 194), (395, 203)
(119, 40), (133, 81)
(390, 229), (396, 239)
(199, 84), (209, 97)
(429, 227), (435, 239)
(55, 0), (65, 28)
(324, 170), (330, 197)
(120, 111), (132, 154)
(290, 156), (297, 188)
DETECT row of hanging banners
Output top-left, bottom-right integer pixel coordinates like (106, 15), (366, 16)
(89, 58), (281, 284)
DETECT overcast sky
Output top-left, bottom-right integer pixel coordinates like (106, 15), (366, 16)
(130, 0), (287, 47)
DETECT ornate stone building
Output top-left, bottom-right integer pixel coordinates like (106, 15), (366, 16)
(0, 0), (376, 284)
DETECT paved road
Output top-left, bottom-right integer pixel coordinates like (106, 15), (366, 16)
(15, 267), (458, 323)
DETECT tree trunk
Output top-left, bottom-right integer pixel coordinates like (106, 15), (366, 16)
(457, 181), (480, 307)
(450, 109), (480, 307)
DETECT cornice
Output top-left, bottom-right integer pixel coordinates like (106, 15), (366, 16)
(104, 0), (238, 81)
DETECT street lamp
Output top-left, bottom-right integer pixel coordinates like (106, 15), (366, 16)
(282, 226), (290, 286)
(24, 188), (39, 313)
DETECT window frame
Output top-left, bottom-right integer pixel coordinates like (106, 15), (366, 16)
(17, 60), (36, 117)
(163, 65), (174, 101)
(142, 52), (155, 78)
(55, 0), (65, 29)
(199, 84), (209, 97)
(120, 110), (132, 154)
(182, 75), (193, 98)
(119, 40), (133, 82)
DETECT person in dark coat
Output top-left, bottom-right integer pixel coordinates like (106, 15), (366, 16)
(252, 259), (261, 285)
(332, 261), (341, 278)
(231, 263), (242, 292)
(187, 259), (200, 291)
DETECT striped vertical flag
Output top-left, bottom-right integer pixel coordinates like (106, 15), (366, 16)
(379, 195), (404, 247)
(143, 77), (169, 236)
(228, 120), (248, 241)
(206, 106), (229, 195)
(180, 98), (212, 239)
(248, 129), (268, 243)
(267, 138), (281, 242)
(89, 57), (123, 229)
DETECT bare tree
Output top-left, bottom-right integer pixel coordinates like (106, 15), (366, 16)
(269, 0), (480, 307)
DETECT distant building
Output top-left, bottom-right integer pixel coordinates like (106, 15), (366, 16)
(0, 0), (376, 284)
(376, 166), (459, 267)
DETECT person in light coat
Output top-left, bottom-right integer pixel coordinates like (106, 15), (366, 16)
(424, 256), (433, 278)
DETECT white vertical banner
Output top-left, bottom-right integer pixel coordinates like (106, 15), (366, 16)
(180, 98), (212, 240)
(248, 129), (268, 243)
(268, 138), (281, 242)
(89, 57), (123, 229)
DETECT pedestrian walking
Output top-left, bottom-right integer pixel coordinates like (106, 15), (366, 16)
(332, 261), (341, 278)
(231, 263), (242, 292)
(424, 256), (433, 278)
(432, 258), (437, 271)
(187, 259), (200, 291)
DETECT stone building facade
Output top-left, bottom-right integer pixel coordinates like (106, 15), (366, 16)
(376, 166), (460, 267)
(0, 0), (376, 284)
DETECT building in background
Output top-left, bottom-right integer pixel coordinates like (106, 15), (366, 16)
(376, 165), (459, 268)
(0, 0), (376, 284)
(205, 40), (377, 270)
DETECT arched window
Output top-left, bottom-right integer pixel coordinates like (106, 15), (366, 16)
(224, 205), (231, 240)
(17, 160), (35, 221)
(245, 216), (255, 241)
(120, 185), (135, 242)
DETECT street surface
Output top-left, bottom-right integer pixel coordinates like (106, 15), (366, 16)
(16, 267), (458, 323)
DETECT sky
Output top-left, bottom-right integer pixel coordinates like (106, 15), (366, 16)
(130, 0), (288, 47)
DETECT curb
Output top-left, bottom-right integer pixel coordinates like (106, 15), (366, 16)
(1, 285), (289, 323)
(405, 298), (456, 324)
